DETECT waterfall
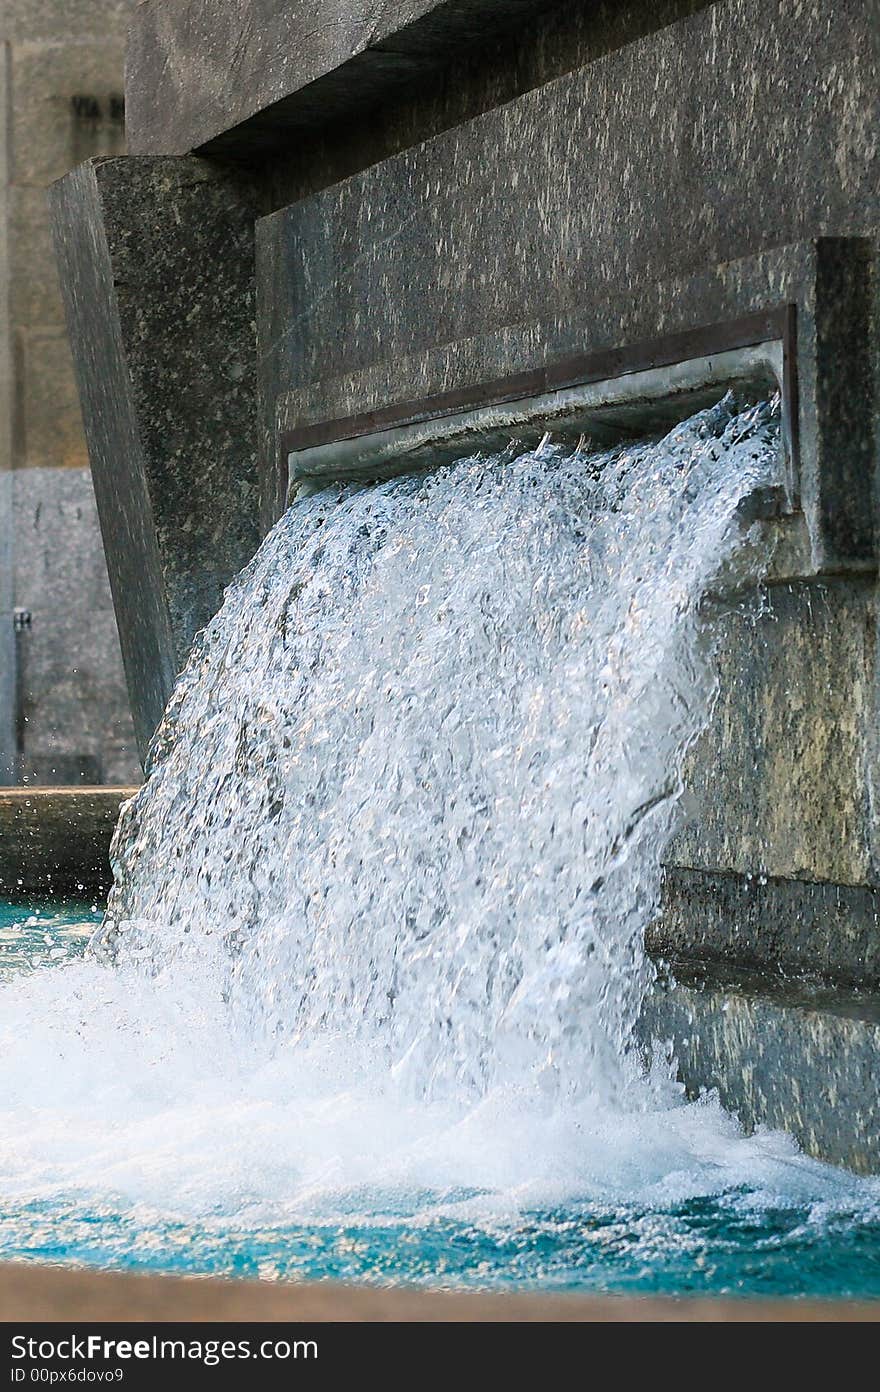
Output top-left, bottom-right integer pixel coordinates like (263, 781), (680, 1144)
(4, 391), (879, 1289)
(96, 394), (781, 1107)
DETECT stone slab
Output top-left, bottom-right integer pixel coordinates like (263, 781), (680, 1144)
(667, 575), (880, 888)
(125, 0), (563, 157)
(0, 1259), (876, 1321)
(256, 0), (880, 398)
(643, 970), (880, 1174)
(0, 785), (137, 892)
(49, 156), (263, 758)
(655, 572), (880, 990)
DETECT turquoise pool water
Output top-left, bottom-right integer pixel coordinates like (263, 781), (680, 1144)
(0, 896), (101, 981)
(2, 896), (880, 1301)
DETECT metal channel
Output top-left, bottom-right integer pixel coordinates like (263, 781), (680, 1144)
(285, 307), (798, 497)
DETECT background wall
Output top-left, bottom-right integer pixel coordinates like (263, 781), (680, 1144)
(0, 0), (139, 785)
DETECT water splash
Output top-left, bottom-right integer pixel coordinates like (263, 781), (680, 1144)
(99, 394), (780, 1106)
(4, 394), (880, 1293)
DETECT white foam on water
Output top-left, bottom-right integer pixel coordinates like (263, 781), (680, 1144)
(3, 396), (878, 1244)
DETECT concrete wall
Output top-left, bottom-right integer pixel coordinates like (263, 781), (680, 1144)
(0, 0), (140, 785)
(0, 473), (14, 782)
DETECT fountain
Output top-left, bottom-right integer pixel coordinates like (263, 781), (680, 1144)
(2, 0), (874, 1305)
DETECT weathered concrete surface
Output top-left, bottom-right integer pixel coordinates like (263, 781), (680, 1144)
(0, 1), (132, 787)
(643, 970), (880, 1174)
(0, 1260), (877, 1321)
(49, 157), (263, 758)
(11, 467), (140, 786)
(0, 786), (137, 893)
(671, 577), (879, 886)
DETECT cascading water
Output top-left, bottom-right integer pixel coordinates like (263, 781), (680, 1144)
(2, 394), (880, 1294)
(98, 395), (779, 1099)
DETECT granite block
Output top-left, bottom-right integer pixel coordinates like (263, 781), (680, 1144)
(256, 0), (879, 399)
(668, 576), (879, 886)
(655, 867), (880, 991)
(49, 156), (264, 757)
(260, 184), (877, 567)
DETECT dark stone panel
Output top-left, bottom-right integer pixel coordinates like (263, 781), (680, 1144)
(260, 145), (877, 564)
(126, 0), (542, 156)
(256, 0), (879, 557)
(814, 239), (878, 562)
(260, 241), (819, 494)
(0, 787), (138, 893)
(258, 0), (878, 397)
(47, 160), (175, 763)
(642, 971), (880, 1173)
(49, 157), (263, 758)
(654, 866), (880, 990)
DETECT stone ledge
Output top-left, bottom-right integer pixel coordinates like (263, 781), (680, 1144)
(655, 865), (880, 991)
(0, 786), (138, 893)
(125, 0), (563, 157)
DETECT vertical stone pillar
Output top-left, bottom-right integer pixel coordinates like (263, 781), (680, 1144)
(50, 156), (263, 760)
